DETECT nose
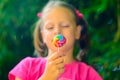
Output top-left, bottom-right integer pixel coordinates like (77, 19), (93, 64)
(54, 26), (61, 35)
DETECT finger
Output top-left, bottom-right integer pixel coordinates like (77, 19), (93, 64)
(48, 52), (65, 61)
(60, 68), (64, 73)
(56, 62), (65, 69)
(57, 67), (65, 74)
(53, 56), (64, 65)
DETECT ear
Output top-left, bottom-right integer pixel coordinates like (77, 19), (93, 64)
(75, 25), (82, 40)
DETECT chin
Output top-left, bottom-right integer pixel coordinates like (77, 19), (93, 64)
(60, 45), (72, 52)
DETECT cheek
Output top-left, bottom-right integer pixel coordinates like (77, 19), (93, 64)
(65, 29), (76, 44)
(44, 34), (53, 43)
(66, 28), (76, 38)
(43, 30), (52, 38)
(43, 31), (55, 49)
(42, 31), (53, 44)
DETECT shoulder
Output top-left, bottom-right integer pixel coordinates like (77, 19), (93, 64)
(64, 61), (102, 80)
(23, 57), (46, 64)
(18, 57), (46, 67)
(13, 57), (45, 68)
(78, 62), (103, 80)
(20, 56), (45, 62)
(8, 57), (46, 80)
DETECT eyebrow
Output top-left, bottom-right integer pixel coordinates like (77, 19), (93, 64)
(43, 21), (53, 27)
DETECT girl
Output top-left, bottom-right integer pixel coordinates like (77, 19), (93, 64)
(8, 1), (102, 80)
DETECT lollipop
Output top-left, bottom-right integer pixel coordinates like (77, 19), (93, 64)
(53, 34), (66, 47)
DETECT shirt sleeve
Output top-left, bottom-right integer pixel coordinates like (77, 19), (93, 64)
(86, 66), (103, 80)
(8, 57), (31, 80)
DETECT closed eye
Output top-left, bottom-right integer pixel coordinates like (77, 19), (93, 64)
(46, 27), (54, 30)
(61, 25), (70, 28)
(63, 25), (69, 27)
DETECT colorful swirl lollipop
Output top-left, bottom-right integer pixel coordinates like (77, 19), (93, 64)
(53, 34), (66, 47)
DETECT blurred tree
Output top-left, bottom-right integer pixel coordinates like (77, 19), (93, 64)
(114, 0), (120, 42)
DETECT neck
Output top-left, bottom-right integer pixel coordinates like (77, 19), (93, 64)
(64, 49), (76, 64)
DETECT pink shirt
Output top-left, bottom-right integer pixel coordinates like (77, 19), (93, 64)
(8, 57), (102, 80)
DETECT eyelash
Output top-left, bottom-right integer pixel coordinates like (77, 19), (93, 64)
(47, 27), (54, 30)
(46, 25), (70, 30)
(62, 25), (70, 28)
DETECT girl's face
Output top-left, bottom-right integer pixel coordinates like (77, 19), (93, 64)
(41, 7), (81, 53)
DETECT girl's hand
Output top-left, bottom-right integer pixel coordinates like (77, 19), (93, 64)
(15, 77), (21, 80)
(39, 52), (65, 80)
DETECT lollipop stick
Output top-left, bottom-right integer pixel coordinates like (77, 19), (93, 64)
(58, 47), (60, 53)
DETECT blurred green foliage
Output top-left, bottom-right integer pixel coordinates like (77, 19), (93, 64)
(0, 0), (120, 80)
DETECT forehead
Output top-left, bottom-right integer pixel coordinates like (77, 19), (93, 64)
(42, 7), (75, 24)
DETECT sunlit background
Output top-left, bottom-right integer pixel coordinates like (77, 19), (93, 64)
(0, 0), (120, 80)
